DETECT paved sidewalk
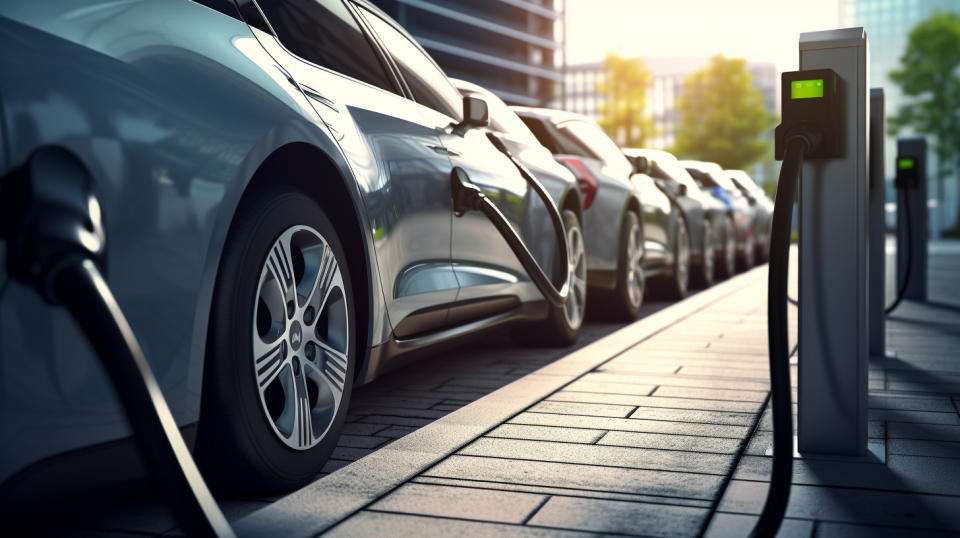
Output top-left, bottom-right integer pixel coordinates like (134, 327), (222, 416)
(236, 247), (960, 537)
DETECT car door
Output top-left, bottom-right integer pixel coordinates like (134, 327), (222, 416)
(248, 0), (458, 338)
(355, 4), (549, 313)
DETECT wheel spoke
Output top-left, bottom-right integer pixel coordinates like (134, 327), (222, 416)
(305, 246), (342, 319)
(291, 372), (314, 449)
(254, 339), (286, 389)
(315, 338), (348, 376)
(268, 234), (296, 308)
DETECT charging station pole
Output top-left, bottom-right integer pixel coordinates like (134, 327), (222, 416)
(869, 88), (885, 358)
(896, 137), (927, 301)
(797, 28), (870, 456)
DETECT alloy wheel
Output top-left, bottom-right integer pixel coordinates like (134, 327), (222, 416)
(626, 220), (644, 307)
(252, 225), (349, 450)
(563, 224), (587, 329)
(676, 221), (690, 295)
(703, 220), (714, 281)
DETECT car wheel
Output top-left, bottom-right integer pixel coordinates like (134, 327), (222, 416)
(739, 228), (755, 270)
(694, 218), (715, 288)
(196, 188), (355, 494)
(666, 217), (690, 300)
(517, 209), (586, 346)
(601, 210), (644, 321)
(717, 215), (737, 279)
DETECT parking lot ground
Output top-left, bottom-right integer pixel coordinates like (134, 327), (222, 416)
(53, 241), (960, 537)
(233, 243), (960, 538)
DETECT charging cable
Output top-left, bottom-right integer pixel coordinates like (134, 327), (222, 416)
(751, 132), (815, 538)
(1, 147), (233, 537)
(885, 187), (911, 314)
(451, 133), (571, 308)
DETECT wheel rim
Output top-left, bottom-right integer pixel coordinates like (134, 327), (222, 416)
(626, 220), (644, 307)
(725, 221), (736, 273)
(252, 225), (349, 451)
(702, 221), (714, 280)
(677, 222), (689, 294)
(563, 224), (587, 329)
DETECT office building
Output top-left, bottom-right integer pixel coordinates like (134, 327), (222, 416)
(370, 0), (564, 107)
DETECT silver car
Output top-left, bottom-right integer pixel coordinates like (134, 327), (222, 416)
(512, 108), (649, 320)
(0, 0), (579, 503)
(452, 79), (587, 342)
(624, 148), (735, 286)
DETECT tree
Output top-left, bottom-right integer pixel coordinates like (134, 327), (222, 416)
(596, 53), (656, 147)
(888, 12), (960, 233)
(672, 55), (775, 170)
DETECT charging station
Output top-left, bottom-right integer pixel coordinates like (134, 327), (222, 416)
(869, 88), (885, 358)
(895, 137), (928, 302)
(796, 28), (870, 456)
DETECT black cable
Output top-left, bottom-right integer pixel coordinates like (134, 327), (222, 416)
(750, 135), (808, 538)
(53, 259), (234, 538)
(885, 188), (911, 315)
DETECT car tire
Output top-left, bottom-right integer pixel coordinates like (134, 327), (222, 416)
(717, 215), (737, 279)
(196, 187), (356, 494)
(738, 228), (755, 271)
(693, 218), (715, 289)
(665, 217), (691, 300)
(600, 210), (644, 321)
(515, 209), (586, 347)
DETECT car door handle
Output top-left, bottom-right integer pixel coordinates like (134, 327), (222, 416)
(426, 144), (460, 157)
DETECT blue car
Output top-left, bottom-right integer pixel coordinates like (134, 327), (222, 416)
(0, 0), (582, 505)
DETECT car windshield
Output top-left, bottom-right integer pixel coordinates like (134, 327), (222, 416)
(657, 160), (700, 192)
(557, 120), (632, 167)
(467, 90), (542, 147)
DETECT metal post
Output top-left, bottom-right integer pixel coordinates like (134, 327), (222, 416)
(869, 88), (885, 358)
(897, 137), (928, 302)
(797, 28), (870, 456)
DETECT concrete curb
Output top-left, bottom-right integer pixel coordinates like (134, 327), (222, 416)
(234, 266), (768, 537)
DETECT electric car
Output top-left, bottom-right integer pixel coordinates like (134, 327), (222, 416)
(681, 160), (757, 271)
(451, 79), (587, 338)
(514, 108), (689, 306)
(624, 148), (733, 287)
(727, 169), (773, 262)
(0, 0), (583, 505)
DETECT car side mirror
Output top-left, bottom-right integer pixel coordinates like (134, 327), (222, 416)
(630, 155), (649, 174)
(462, 95), (489, 128)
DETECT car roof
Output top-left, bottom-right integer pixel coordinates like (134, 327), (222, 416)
(623, 148), (679, 163)
(510, 106), (592, 124)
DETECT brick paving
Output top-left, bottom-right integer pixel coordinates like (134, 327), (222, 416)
(59, 241), (960, 536)
(234, 241), (960, 537)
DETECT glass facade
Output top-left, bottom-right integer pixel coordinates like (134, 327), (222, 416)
(841, 0), (960, 233)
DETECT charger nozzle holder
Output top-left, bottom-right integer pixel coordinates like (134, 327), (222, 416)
(775, 69), (844, 160)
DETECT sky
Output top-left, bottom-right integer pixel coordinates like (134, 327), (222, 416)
(564, 0), (841, 72)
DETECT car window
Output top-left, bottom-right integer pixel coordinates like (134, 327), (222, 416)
(358, 6), (463, 120)
(519, 116), (561, 154)
(558, 121), (632, 168)
(256, 0), (396, 92)
(658, 161), (700, 192)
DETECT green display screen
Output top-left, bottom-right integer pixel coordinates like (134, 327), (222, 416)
(791, 79), (824, 99)
(898, 158), (915, 170)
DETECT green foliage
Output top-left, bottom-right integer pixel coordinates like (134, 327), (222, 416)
(596, 52), (656, 146)
(672, 55), (775, 170)
(888, 12), (960, 186)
